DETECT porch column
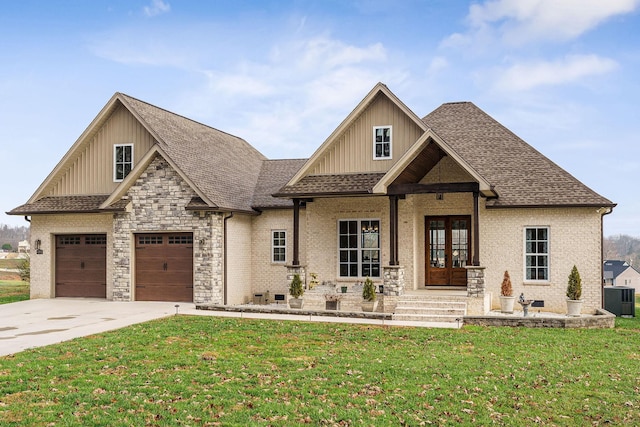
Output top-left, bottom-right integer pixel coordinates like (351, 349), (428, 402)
(473, 190), (480, 266)
(389, 195), (399, 266)
(293, 198), (300, 266)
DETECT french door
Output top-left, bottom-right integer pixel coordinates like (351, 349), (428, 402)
(425, 216), (471, 287)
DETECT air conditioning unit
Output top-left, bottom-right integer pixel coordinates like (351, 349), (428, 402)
(604, 286), (636, 317)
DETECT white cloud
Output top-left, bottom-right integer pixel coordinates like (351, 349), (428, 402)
(448, 0), (640, 46)
(144, 0), (170, 17)
(494, 54), (618, 91)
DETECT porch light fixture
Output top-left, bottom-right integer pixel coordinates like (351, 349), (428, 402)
(35, 239), (43, 255)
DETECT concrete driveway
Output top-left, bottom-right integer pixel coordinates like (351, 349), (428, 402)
(0, 299), (197, 357)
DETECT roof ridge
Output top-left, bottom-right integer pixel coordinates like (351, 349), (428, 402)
(117, 92), (251, 145)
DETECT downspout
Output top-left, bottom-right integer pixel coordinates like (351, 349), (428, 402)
(24, 216), (31, 223)
(600, 207), (614, 308)
(223, 212), (234, 305)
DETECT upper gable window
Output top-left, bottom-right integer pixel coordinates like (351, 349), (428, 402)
(373, 126), (392, 160)
(114, 144), (133, 182)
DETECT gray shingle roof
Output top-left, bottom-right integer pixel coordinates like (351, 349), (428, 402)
(252, 159), (307, 208)
(8, 195), (120, 215)
(423, 102), (615, 208)
(120, 94), (267, 212)
(275, 173), (386, 197)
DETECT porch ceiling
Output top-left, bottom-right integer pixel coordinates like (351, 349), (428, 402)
(390, 143), (444, 186)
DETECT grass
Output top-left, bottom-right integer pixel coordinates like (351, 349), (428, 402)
(1, 310), (639, 426)
(0, 280), (29, 304)
(0, 258), (21, 269)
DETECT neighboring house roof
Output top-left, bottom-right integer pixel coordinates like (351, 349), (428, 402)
(422, 102), (614, 208)
(604, 260), (640, 280)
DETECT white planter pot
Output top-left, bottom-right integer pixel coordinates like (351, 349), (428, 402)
(566, 299), (583, 317)
(289, 298), (304, 309)
(361, 300), (379, 312)
(500, 296), (516, 314)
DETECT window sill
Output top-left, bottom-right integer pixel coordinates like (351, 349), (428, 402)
(523, 281), (551, 287)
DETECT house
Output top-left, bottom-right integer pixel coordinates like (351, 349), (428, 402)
(18, 240), (30, 254)
(604, 260), (640, 291)
(8, 83), (615, 314)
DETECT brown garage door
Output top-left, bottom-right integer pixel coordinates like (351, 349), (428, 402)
(135, 233), (193, 302)
(55, 234), (107, 298)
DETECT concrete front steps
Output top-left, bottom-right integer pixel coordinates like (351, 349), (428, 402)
(392, 295), (467, 324)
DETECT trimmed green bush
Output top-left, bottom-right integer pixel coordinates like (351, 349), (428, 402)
(566, 265), (582, 300)
(362, 277), (376, 302)
(289, 273), (304, 298)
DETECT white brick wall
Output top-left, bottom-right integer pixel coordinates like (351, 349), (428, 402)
(481, 206), (603, 313)
(29, 213), (113, 299)
(226, 214), (253, 305)
(250, 209), (300, 297)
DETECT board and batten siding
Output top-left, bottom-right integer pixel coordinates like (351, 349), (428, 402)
(309, 94), (424, 175)
(48, 105), (156, 196)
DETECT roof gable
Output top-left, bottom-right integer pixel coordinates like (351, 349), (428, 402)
(287, 83), (427, 186)
(118, 94), (267, 212)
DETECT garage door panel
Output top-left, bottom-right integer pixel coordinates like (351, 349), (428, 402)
(55, 234), (106, 298)
(135, 233), (193, 302)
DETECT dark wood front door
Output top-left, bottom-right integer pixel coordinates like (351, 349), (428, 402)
(55, 234), (107, 298)
(425, 216), (470, 287)
(135, 233), (194, 302)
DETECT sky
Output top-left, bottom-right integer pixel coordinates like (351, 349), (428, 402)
(1, 0), (639, 236)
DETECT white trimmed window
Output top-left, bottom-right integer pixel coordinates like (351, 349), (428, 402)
(339, 219), (380, 277)
(373, 126), (392, 160)
(114, 144), (134, 182)
(525, 227), (549, 281)
(272, 230), (286, 263)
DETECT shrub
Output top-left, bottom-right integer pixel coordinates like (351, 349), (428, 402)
(362, 277), (376, 302)
(566, 265), (582, 300)
(500, 270), (513, 297)
(18, 256), (30, 283)
(289, 274), (304, 298)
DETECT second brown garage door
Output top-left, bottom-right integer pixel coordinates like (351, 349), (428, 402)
(135, 233), (194, 302)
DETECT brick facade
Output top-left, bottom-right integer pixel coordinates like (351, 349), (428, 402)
(29, 213), (113, 299)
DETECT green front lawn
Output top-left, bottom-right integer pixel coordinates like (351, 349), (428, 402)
(0, 280), (29, 304)
(1, 314), (639, 426)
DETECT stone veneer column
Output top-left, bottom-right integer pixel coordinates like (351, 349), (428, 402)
(383, 265), (405, 296)
(465, 265), (486, 297)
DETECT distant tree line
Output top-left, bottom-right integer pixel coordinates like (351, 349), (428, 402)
(604, 234), (640, 268)
(0, 224), (30, 252)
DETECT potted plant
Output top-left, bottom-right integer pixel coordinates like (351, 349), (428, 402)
(361, 277), (378, 312)
(289, 273), (304, 309)
(566, 265), (583, 316)
(309, 272), (319, 290)
(499, 270), (515, 313)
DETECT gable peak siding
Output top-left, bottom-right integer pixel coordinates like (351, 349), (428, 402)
(309, 93), (424, 175)
(48, 105), (155, 196)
